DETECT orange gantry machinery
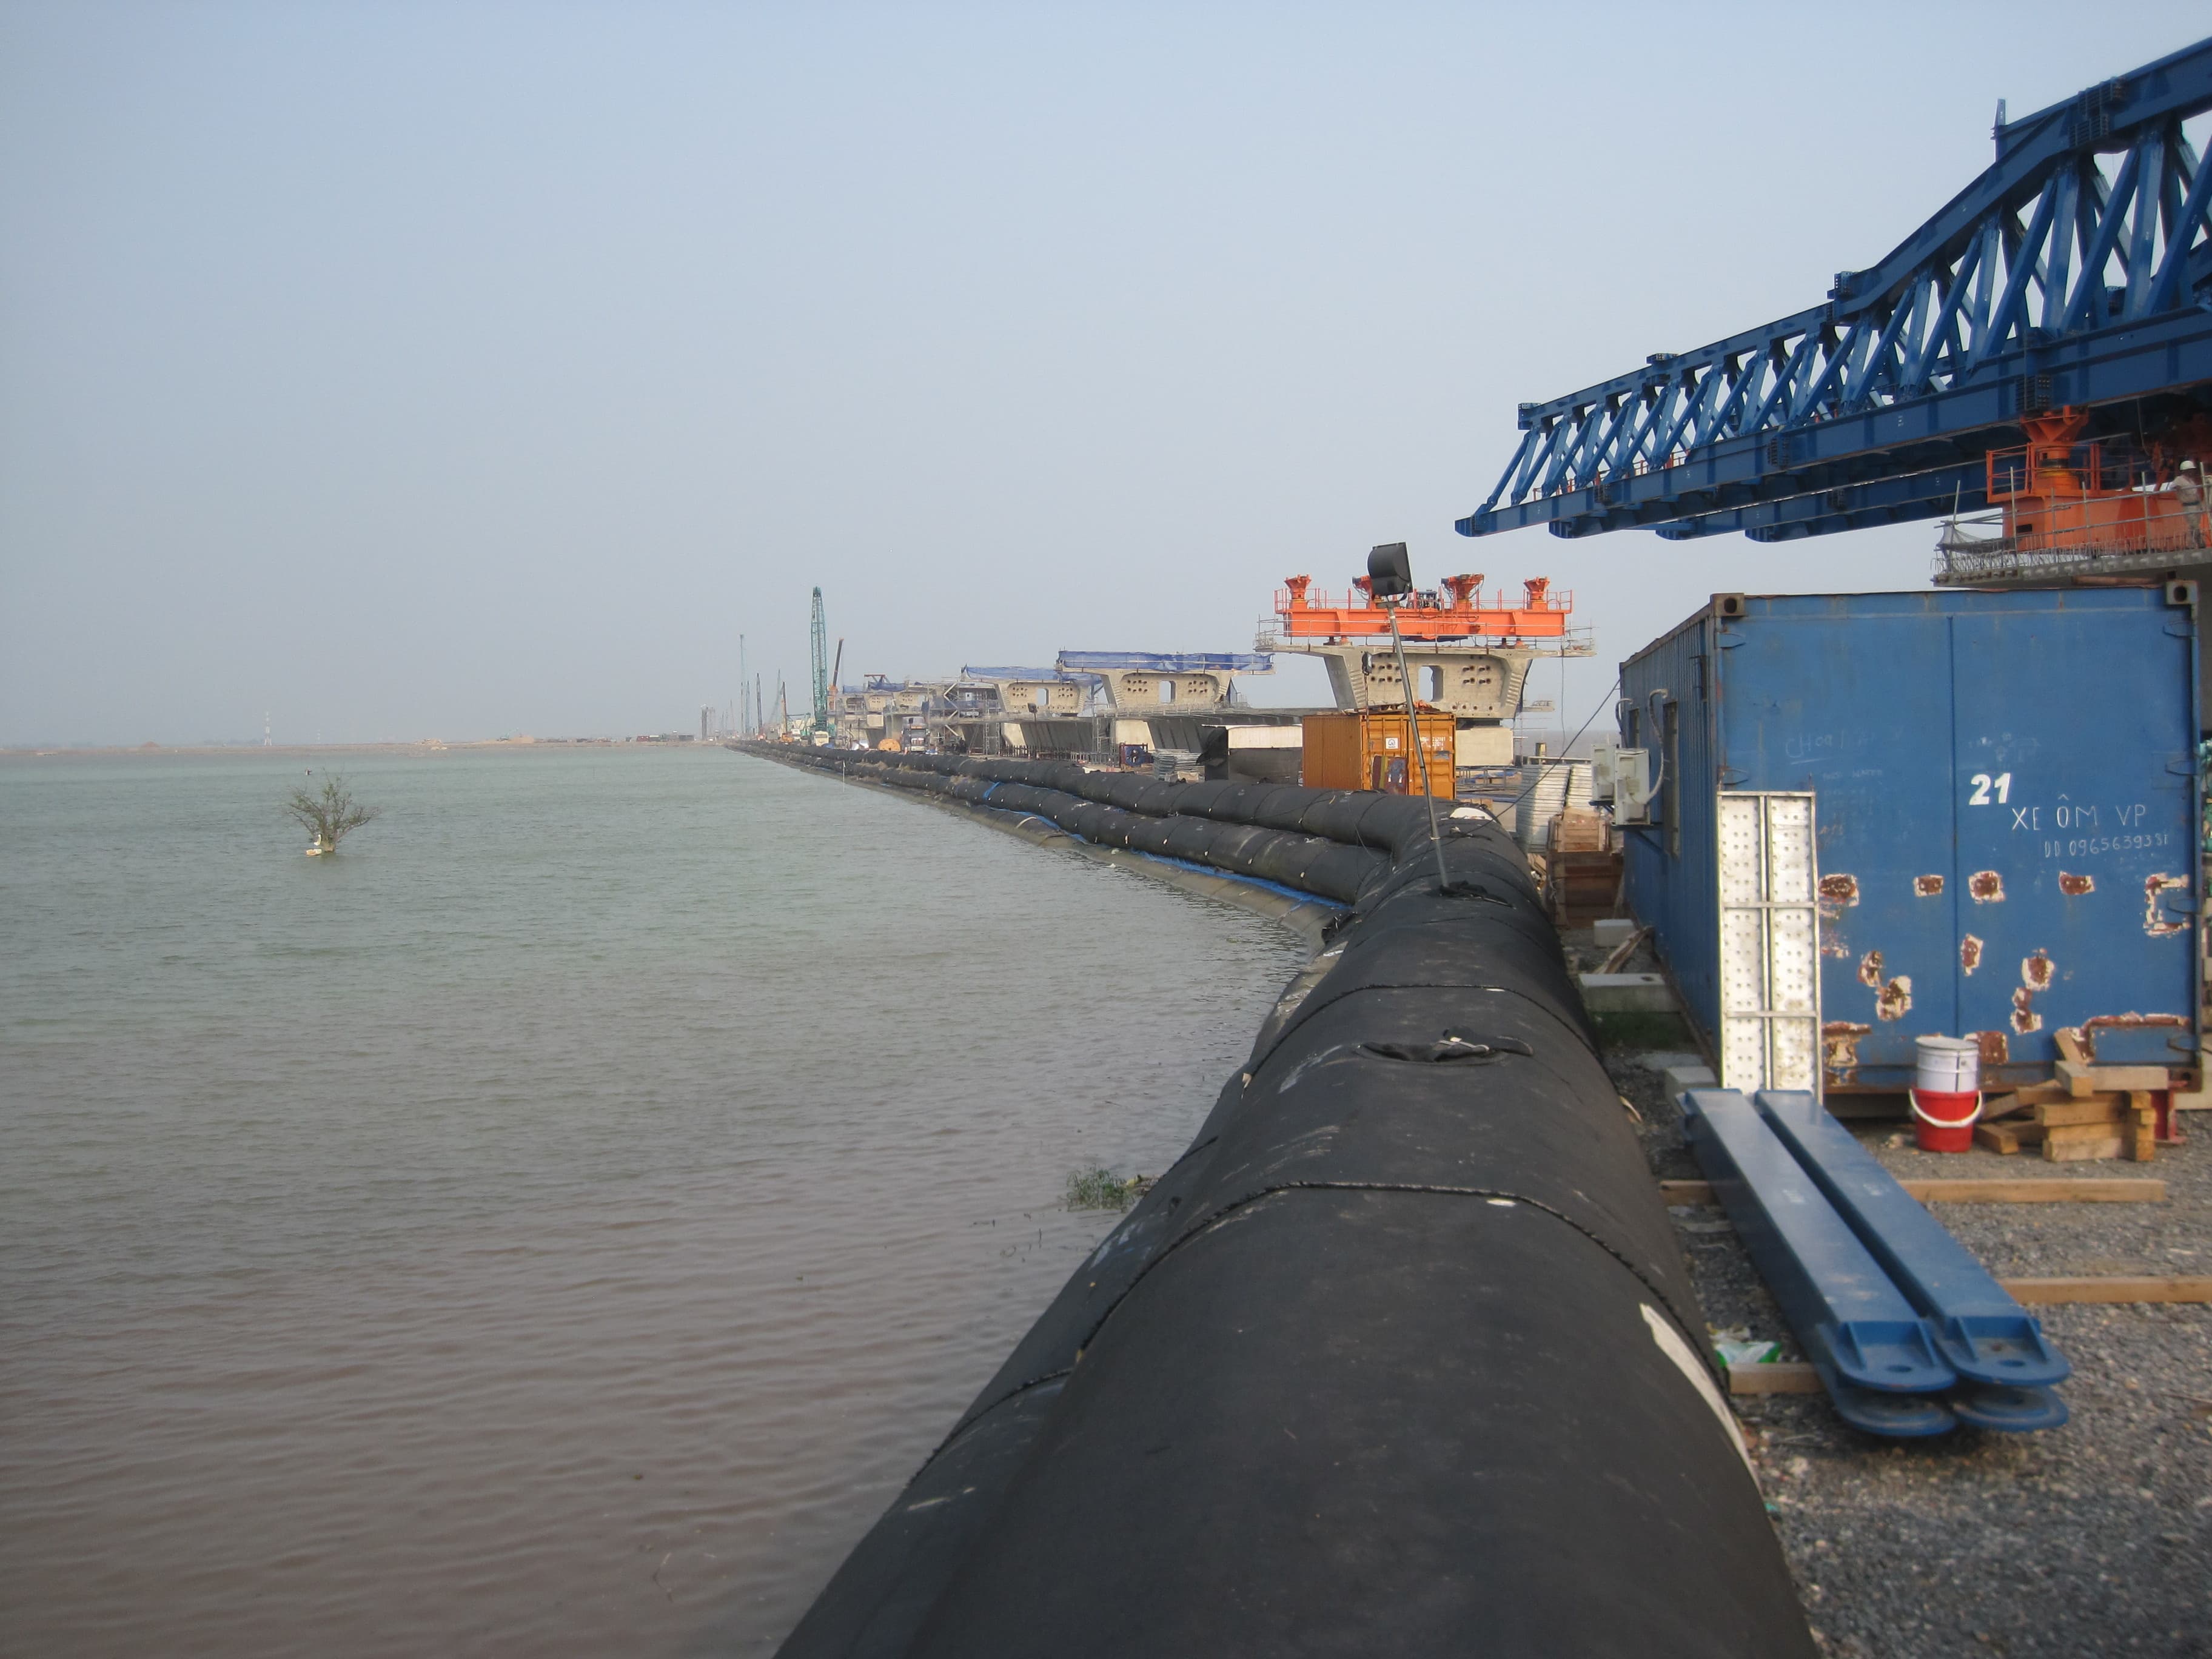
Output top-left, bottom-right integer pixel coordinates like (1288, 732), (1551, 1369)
(1985, 407), (2212, 558)
(1275, 573), (1572, 642)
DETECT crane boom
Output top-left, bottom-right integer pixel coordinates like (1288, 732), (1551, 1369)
(809, 589), (831, 734)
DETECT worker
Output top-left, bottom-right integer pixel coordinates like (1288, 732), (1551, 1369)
(2179, 460), (2208, 548)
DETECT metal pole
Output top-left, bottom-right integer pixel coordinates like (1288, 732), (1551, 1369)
(1386, 603), (1453, 896)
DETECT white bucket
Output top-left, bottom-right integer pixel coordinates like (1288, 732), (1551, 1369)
(1914, 1035), (1980, 1095)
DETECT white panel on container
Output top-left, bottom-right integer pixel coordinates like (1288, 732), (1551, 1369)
(1715, 792), (1822, 1094)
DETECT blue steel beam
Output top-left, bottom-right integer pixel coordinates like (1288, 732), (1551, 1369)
(1754, 1093), (2070, 1407)
(1462, 37), (2212, 543)
(1651, 462), (1987, 542)
(1679, 1090), (1958, 1438)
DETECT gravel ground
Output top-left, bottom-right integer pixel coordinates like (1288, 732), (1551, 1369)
(1574, 930), (2212, 1657)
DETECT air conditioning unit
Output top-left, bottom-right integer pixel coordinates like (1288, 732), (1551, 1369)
(1590, 743), (1619, 803)
(1596, 745), (1654, 824)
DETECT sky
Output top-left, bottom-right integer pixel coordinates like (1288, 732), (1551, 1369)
(3, 2), (2207, 745)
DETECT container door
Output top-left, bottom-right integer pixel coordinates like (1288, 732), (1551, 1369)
(1947, 604), (2197, 1073)
(1718, 608), (1962, 1087)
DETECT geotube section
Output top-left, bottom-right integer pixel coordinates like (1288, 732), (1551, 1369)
(739, 745), (1815, 1658)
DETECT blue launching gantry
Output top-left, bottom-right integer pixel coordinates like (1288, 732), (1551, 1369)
(1460, 36), (2212, 545)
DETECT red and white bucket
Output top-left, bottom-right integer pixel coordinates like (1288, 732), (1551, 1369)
(1909, 1036), (1982, 1153)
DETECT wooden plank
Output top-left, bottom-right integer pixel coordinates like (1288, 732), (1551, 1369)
(1911, 1177), (2163, 1203)
(2044, 1133), (2127, 1162)
(1728, 1362), (1821, 1395)
(2102, 1064), (2173, 1090)
(2055, 1028), (2088, 1065)
(1986, 1084), (2072, 1116)
(2002, 1276), (2212, 1304)
(2045, 1121), (2128, 1144)
(1598, 925), (1651, 976)
(2032, 1096), (2127, 1127)
(2057, 1058), (2171, 1096)
(1974, 1120), (2033, 1155)
(2128, 1094), (2158, 1162)
(1658, 1176), (2165, 1205)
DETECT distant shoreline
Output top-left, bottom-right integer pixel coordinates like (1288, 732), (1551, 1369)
(0, 738), (711, 761)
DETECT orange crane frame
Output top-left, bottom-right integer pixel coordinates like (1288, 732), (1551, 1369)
(1275, 573), (1572, 641)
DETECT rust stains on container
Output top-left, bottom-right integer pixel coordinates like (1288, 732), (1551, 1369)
(1856, 947), (1912, 1020)
(1875, 976), (1913, 1022)
(2142, 873), (2190, 936)
(2012, 953), (2054, 1033)
(1822, 1021), (1871, 1079)
(1971, 1031), (2009, 1067)
(1618, 586), (2199, 1093)
(1817, 877), (1859, 960)
(2082, 1011), (2189, 1058)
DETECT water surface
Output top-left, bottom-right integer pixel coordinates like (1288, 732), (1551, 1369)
(0, 747), (1306, 1654)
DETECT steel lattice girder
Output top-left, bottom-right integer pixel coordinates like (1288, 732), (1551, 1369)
(1461, 36), (2212, 543)
(1054, 652), (1275, 673)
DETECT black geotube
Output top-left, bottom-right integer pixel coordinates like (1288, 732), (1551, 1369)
(739, 745), (1814, 1657)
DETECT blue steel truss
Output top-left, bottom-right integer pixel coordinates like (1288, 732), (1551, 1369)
(1461, 37), (2212, 544)
(1056, 651), (1275, 673)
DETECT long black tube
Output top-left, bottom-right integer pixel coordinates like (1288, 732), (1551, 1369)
(742, 745), (1814, 1657)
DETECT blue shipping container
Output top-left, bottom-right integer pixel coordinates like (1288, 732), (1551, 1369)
(1619, 587), (2201, 1091)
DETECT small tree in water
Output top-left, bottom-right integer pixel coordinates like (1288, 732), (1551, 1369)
(284, 774), (383, 853)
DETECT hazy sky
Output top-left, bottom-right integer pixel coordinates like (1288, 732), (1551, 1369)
(4, 3), (2206, 744)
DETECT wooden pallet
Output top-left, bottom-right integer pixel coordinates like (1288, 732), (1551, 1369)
(2052, 1028), (2187, 1143)
(1546, 809), (1610, 854)
(1547, 848), (1623, 928)
(1976, 1087), (2158, 1161)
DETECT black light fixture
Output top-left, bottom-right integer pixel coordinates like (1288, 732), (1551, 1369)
(1367, 541), (1413, 599)
(1366, 542), (1452, 894)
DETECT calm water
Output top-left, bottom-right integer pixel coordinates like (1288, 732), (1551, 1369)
(0, 747), (1306, 1655)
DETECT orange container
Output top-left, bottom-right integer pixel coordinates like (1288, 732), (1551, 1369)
(1301, 709), (1455, 796)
